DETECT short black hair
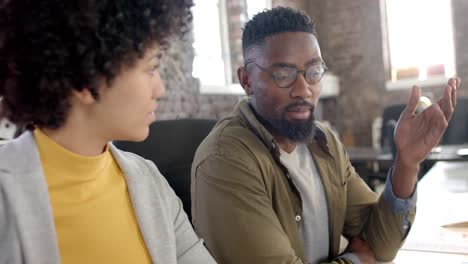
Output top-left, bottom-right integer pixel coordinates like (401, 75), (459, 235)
(0, 0), (193, 129)
(242, 6), (316, 57)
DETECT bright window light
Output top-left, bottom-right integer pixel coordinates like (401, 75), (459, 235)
(386, 0), (455, 82)
(246, 0), (271, 19)
(192, 0), (270, 93)
(192, 0), (226, 87)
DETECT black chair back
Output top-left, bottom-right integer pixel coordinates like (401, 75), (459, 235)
(114, 118), (217, 220)
(380, 104), (406, 157)
(441, 97), (468, 145)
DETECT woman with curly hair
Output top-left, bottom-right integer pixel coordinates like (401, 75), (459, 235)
(0, 0), (216, 263)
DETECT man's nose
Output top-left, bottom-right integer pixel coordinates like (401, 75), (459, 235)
(289, 73), (318, 100)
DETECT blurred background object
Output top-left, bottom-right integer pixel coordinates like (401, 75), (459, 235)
(0, 118), (17, 142)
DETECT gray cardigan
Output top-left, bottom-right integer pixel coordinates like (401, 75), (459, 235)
(0, 131), (216, 264)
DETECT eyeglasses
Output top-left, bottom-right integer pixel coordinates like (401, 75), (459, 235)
(246, 61), (328, 88)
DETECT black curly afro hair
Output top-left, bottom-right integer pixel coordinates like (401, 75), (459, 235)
(242, 6), (316, 57)
(0, 0), (193, 129)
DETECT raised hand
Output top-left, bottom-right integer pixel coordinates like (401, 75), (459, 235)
(394, 77), (460, 168)
(390, 77), (460, 198)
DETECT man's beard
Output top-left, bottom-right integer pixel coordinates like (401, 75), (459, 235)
(255, 101), (317, 143)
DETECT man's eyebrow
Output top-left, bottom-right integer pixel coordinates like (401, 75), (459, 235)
(270, 62), (296, 68)
(269, 58), (323, 68)
(304, 57), (324, 67)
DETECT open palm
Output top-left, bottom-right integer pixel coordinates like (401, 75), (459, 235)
(394, 78), (459, 167)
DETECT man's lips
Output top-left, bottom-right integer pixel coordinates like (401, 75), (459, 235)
(285, 103), (314, 120)
(286, 110), (310, 120)
(287, 105), (312, 112)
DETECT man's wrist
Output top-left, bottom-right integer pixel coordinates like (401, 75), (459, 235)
(391, 154), (419, 198)
(394, 154), (420, 175)
(383, 169), (417, 213)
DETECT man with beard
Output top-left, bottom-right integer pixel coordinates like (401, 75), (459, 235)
(191, 7), (459, 264)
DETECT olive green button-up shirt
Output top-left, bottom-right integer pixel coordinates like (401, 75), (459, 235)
(191, 98), (415, 264)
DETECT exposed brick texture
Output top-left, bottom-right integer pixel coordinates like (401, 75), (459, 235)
(156, 33), (201, 120)
(273, 0), (306, 10)
(453, 0), (468, 86)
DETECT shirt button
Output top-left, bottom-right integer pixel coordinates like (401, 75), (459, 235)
(295, 215), (301, 222)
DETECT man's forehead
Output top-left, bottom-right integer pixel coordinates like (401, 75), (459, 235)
(257, 32), (321, 65)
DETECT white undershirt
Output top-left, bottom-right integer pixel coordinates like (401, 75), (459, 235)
(279, 143), (329, 264)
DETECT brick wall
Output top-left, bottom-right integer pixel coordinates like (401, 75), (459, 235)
(272, 0), (307, 10)
(453, 0), (468, 84)
(156, 33), (201, 120)
(305, 0), (386, 146)
(226, 0), (247, 84)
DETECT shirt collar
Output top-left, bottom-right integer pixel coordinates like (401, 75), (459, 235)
(236, 97), (331, 157)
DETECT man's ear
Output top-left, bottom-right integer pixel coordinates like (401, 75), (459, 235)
(71, 88), (97, 105)
(237, 66), (253, 95)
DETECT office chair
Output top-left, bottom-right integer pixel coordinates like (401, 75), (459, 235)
(380, 104), (406, 159)
(114, 118), (217, 220)
(365, 104), (406, 191)
(441, 97), (468, 145)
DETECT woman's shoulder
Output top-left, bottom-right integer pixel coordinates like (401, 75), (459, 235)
(0, 131), (39, 170)
(110, 145), (173, 194)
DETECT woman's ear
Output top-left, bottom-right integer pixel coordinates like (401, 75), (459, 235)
(71, 88), (97, 105)
(237, 66), (253, 95)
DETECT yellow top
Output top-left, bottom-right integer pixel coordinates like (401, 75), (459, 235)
(34, 129), (151, 264)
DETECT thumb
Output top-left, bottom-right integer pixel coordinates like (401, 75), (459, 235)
(403, 85), (421, 118)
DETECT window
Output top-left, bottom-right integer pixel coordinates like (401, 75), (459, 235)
(246, 0), (271, 19)
(384, 0), (455, 89)
(192, 0), (271, 94)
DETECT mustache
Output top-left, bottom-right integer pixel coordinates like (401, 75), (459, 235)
(284, 101), (315, 112)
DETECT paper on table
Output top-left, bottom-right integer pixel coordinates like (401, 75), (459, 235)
(441, 221), (468, 228)
(402, 214), (468, 253)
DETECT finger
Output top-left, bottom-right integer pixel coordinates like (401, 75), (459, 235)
(452, 77), (460, 108)
(403, 85), (421, 118)
(436, 79), (456, 120)
(424, 103), (448, 147)
(455, 77), (461, 89)
(447, 77), (459, 108)
(439, 83), (454, 121)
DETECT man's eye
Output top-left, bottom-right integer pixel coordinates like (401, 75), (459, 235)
(306, 66), (322, 77)
(307, 69), (320, 77)
(273, 69), (293, 80)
